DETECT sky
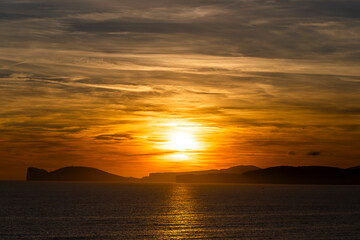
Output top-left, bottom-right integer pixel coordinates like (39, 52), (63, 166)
(0, 0), (360, 179)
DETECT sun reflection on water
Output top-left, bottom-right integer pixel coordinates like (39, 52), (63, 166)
(159, 184), (208, 239)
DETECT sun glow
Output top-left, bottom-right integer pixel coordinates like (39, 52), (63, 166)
(170, 153), (190, 160)
(167, 131), (198, 151)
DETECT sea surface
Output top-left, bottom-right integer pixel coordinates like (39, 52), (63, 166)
(0, 181), (359, 239)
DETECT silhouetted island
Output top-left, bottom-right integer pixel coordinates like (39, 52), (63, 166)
(141, 165), (260, 183)
(27, 165), (360, 184)
(27, 166), (140, 182)
(176, 166), (360, 185)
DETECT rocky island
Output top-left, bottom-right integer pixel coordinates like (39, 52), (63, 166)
(27, 166), (140, 182)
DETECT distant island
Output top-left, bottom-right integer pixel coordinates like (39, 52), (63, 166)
(177, 166), (360, 185)
(142, 165), (260, 182)
(27, 165), (360, 185)
(27, 166), (140, 182)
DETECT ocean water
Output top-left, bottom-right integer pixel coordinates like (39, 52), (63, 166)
(0, 182), (359, 239)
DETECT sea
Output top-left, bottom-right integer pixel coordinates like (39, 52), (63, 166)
(0, 181), (359, 239)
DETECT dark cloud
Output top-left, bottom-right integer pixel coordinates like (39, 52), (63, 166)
(307, 151), (321, 156)
(1, 0), (359, 60)
(288, 151), (296, 156)
(69, 20), (199, 34)
(95, 133), (134, 141)
(310, 0), (360, 18)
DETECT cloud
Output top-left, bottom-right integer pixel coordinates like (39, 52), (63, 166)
(307, 151), (321, 156)
(95, 133), (134, 141)
(288, 151), (296, 156)
(1, 0), (360, 61)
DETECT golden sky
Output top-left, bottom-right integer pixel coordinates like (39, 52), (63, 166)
(1, 0), (360, 179)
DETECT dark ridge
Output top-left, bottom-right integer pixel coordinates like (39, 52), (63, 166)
(27, 166), (140, 182)
(177, 166), (360, 185)
(142, 165), (260, 183)
(240, 166), (360, 185)
(348, 166), (360, 171)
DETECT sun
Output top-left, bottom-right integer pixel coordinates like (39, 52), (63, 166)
(167, 131), (198, 151)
